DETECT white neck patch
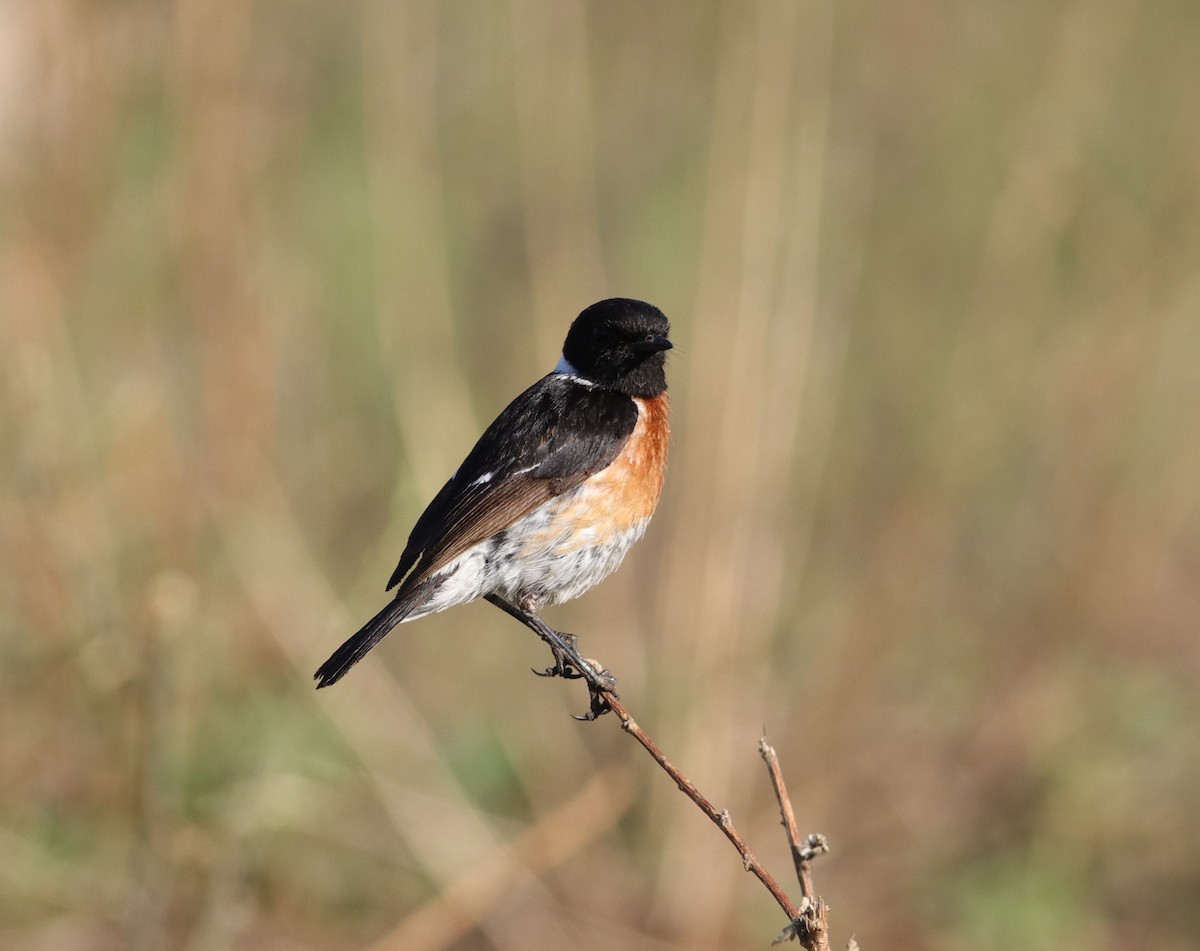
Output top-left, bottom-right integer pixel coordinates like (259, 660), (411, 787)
(553, 353), (596, 386)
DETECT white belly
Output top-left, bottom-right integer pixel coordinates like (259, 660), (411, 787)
(404, 489), (651, 621)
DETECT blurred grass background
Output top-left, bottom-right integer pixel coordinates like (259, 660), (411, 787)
(2, 1), (1199, 949)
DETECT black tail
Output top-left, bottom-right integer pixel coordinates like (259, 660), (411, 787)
(314, 595), (417, 688)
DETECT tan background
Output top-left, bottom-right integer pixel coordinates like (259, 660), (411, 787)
(3, 2), (1199, 949)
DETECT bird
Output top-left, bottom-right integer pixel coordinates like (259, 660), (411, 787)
(314, 298), (672, 715)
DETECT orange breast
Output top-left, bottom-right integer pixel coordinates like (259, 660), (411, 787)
(520, 392), (670, 554)
(593, 392), (670, 526)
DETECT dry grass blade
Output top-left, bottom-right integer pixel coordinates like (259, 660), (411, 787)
(368, 766), (635, 951)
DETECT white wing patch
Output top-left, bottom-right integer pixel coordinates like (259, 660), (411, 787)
(469, 461), (540, 488)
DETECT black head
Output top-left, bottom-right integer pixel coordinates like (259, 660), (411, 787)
(560, 298), (672, 397)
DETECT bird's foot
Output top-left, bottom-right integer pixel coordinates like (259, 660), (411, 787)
(531, 632), (617, 719)
(574, 673), (616, 721)
(483, 596), (618, 719)
(530, 631), (585, 679)
(568, 650), (617, 720)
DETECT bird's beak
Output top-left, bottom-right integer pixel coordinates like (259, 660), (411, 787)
(631, 335), (673, 354)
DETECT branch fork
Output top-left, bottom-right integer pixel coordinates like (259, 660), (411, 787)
(511, 618), (852, 947)
(549, 654), (848, 948)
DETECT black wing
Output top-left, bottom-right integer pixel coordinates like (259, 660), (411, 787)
(386, 375), (638, 594)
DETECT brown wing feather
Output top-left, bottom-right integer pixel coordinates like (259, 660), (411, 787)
(396, 475), (577, 595)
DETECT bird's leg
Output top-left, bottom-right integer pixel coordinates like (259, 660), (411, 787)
(484, 594), (617, 711)
(484, 594), (580, 677)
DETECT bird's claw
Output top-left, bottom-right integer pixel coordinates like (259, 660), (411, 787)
(531, 662), (584, 680)
(571, 660), (617, 720)
(532, 640), (588, 680)
(529, 642), (618, 719)
(572, 681), (616, 721)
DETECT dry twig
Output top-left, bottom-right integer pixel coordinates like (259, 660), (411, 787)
(760, 738), (832, 949)
(599, 691), (800, 922)
(585, 685), (848, 949)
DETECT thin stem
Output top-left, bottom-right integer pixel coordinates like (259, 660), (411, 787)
(759, 738), (832, 950)
(759, 738), (828, 900)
